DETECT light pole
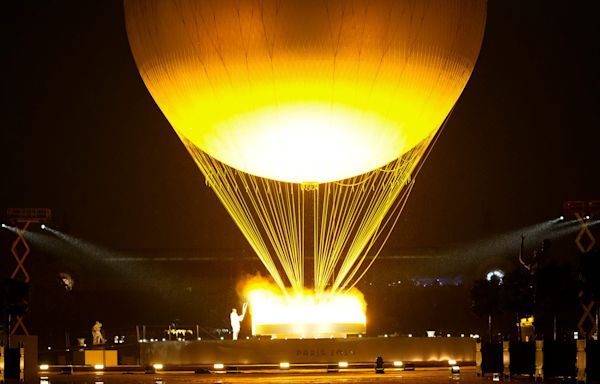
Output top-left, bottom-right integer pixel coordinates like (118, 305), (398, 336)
(563, 200), (599, 340)
(4, 207), (52, 337)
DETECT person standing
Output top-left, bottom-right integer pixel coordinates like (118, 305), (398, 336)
(230, 303), (247, 340)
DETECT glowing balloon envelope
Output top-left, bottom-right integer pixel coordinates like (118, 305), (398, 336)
(125, 0), (486, 183)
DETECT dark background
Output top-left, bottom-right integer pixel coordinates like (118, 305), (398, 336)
(1, 1), (599, 349)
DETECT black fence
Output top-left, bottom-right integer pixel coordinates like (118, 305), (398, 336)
(543, 340), (576, 379)
(478, 338), (600, 381)
(588, 340), (599, 382)
(3, 347), (22, 380)
(509, 341), (535, 375)
(480, 342), (502, 374)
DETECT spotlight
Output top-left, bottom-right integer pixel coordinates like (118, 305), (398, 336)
(1, 223), (7, 228)
(584, 215), (591, 220)
(94, 364), (104, 370)
(279, 362), (290, 369)
(448, 359), (457, 366)
(338, 361), (349, 368)
(213, 363), (224, 370)
(393, 361), (403, 368)
(559, 216), (565, 221)
(486, 270), (504, 283)
(152, 363), (163, 370)
(39, 364), (50, 371)
(41, 224), (46, 230)
(451, 365), (460, 374)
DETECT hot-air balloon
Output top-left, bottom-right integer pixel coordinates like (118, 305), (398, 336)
(125, 0), (486, 339)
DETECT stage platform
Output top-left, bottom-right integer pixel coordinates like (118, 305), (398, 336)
(140, 336), (475, 367)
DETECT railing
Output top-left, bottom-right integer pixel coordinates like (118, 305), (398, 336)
(587, 340), (599, 382)
(477, 338), (596, 382)
(508, 341), (535, 376)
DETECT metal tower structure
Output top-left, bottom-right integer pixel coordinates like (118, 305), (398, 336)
(4, 207), (52, 336)
(563, 200), (599, 339)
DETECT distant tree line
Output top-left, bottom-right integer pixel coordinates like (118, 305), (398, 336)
(470, 239), (599, 342)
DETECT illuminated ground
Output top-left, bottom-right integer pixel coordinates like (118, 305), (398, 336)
(40, 367), (480, 383)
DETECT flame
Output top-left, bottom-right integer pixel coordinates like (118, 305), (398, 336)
(242, 277), (366, 338)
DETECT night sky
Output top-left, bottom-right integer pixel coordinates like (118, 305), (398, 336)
(2, 1), (599, 341)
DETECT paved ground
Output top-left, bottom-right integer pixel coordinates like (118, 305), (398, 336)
(38, 367), (497, 384)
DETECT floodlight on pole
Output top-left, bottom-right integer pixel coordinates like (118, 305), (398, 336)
(563, 200), (599, 253)
(563, 200), (599, 339)
(5, 207), (52, 337)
